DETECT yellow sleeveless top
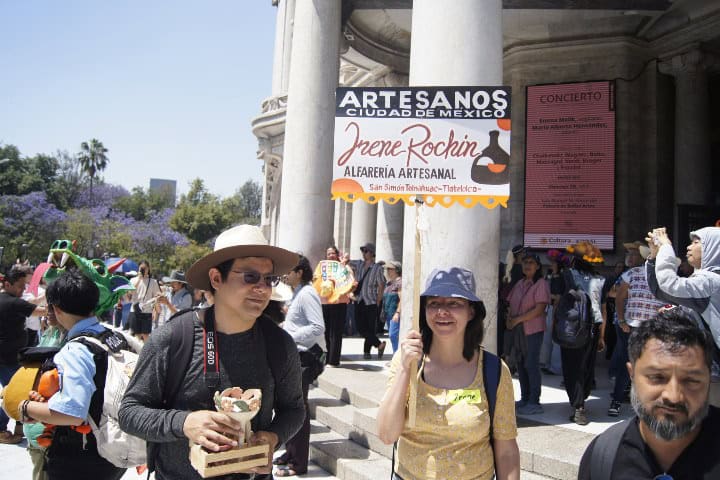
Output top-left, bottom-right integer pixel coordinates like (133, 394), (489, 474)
(387, 351), (517, 480)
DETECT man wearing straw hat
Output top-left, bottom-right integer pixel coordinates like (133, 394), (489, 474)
(119, 225), (305, 479)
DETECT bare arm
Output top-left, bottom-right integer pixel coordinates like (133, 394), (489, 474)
(377, 330), (423, 444)
(508, 303), (547, 328)
(377, 366), (411, 444)
(25, 401), (84, 426)
(493, 438), (520, 480)
(615, 282), (629, 325)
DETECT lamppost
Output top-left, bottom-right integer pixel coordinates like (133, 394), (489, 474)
(0, 246), (5, 267)
(21, 243), (29, 263)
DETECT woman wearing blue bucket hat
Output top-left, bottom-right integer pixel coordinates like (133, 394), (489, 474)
(377, 267), (520, 480)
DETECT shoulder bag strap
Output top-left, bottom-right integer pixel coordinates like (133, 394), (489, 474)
(482, 350), (501, 440)
(590, 419), (632, 480)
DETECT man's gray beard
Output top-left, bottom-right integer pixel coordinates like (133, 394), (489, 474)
(631, 385), (709, 441)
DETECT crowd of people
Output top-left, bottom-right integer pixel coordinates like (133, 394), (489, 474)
(0, 223), (718, 479)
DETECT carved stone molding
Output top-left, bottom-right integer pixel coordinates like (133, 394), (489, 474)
(261, 94), (288, 114)
(658, 48), (720, 76)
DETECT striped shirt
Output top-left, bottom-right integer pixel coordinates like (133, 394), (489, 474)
(622, 266), (665, 327)
(356, 261), (385, 305)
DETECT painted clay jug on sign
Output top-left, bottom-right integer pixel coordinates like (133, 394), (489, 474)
(471, 130), (510, 185)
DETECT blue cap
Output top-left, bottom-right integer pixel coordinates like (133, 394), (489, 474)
(420, 267), (482, 302)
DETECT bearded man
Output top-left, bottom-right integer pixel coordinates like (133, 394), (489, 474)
(578, 307), (720, 479)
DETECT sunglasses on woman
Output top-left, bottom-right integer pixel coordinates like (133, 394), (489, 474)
(232, 271), (281, 287)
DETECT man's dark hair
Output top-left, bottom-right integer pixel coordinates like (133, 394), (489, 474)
(293, 255), (313, 284)
(418, 297), (486, 361)
(207, 258), (235, 294)
(46, 270), (99, 317)
(628, 307), (713, 370)
(5, 264), (32, 284)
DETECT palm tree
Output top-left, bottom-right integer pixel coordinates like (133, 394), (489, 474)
(77, 138), (109, 207)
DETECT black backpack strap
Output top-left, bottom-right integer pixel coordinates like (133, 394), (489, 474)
(71, 331), (112, 426)
(482, 350), (501, 440)
(590, 419), (632, 480)
(562, 269), (578, 292)
(147, 307), (199, 474)
(163, 308), (200, 406)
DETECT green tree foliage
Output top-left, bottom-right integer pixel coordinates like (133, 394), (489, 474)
(48, 151), (87, 210)
(168, 242), (213, 273)
(170, 178), (233, 245)
(77, 138), (109, 207)
(223, 179), (262, 225)
(114, 186), (174, 221)
(0, 145), (60, 196)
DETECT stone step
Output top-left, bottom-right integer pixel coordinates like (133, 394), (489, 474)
(309, 419), (556, 480)
(311, 370), (597, 480)
(310, 386), (393, 459)
(309, 420), (391, 480)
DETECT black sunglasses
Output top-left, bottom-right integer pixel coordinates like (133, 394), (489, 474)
(233, 271), (280, 287)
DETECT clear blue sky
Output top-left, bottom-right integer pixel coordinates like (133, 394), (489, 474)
(1, 1), (277, 197)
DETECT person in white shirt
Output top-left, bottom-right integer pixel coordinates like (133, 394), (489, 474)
(276, 255), (325, 477)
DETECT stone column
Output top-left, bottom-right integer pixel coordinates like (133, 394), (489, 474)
(271, 0), (297, 95)
(349, 202), (377, 260)
(376, 202), (404, 263)
(659, 49), (715, 244)
(659, 49), (712, 207)
(277, 0), (341, 265)
(333, 199), (352, 254)
(401, 0), (503, 354)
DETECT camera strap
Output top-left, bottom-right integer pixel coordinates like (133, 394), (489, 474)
(202, 306), (220, 390)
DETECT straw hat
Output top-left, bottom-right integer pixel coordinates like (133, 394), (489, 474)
(186, 225), (298, 291)
(2, 365), (39, 421)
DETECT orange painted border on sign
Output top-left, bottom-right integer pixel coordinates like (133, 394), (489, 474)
(331, 191), (508, 209)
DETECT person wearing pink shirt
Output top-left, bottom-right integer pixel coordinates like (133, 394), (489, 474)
(506, 253), (550, 414)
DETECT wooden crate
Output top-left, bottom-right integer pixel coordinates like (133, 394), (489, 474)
(189, 443), (269, 478)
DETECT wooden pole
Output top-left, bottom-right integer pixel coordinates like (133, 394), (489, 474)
(407, 199), (423, 427)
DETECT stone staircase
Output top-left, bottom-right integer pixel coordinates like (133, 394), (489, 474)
(307, 363), (599, 480)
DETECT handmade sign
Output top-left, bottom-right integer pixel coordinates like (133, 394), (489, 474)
(332, 86), (512, 427)
(190, 387), (267, 478)
(332, 86), (511, 209)
(312, 260), (355, 303)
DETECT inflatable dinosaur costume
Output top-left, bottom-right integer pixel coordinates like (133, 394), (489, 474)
(2, 240), (135, 427)
(43, 239), (135, 314)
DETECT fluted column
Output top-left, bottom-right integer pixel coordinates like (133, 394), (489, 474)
(401, 0), (503, 354)
(277, 0), (341, 265)
(271, 0), (297, 96)
(376, 202), (404, 263)
(659, 49), (713, 207)
(349, 202), (377, 261)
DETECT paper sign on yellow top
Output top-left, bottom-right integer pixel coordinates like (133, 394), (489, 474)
(332, 86), (512, 209)
(312, 260), (355, 304)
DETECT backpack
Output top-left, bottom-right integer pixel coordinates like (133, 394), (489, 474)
(72, 329), (147, 468)
(589, 419), (632, 480)
(145, 306), (294, 474)
(552, 270), (593, 349)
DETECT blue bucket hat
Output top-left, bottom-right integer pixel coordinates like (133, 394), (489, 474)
(420, 267), (482, 302)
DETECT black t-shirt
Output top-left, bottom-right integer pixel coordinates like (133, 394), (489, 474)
(0, 292), (36, 364)
(579, 406), (720, 479)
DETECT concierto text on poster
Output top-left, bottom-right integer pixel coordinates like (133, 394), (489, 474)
(524, 81), (616, 249)
(332, 87), (512, 209)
